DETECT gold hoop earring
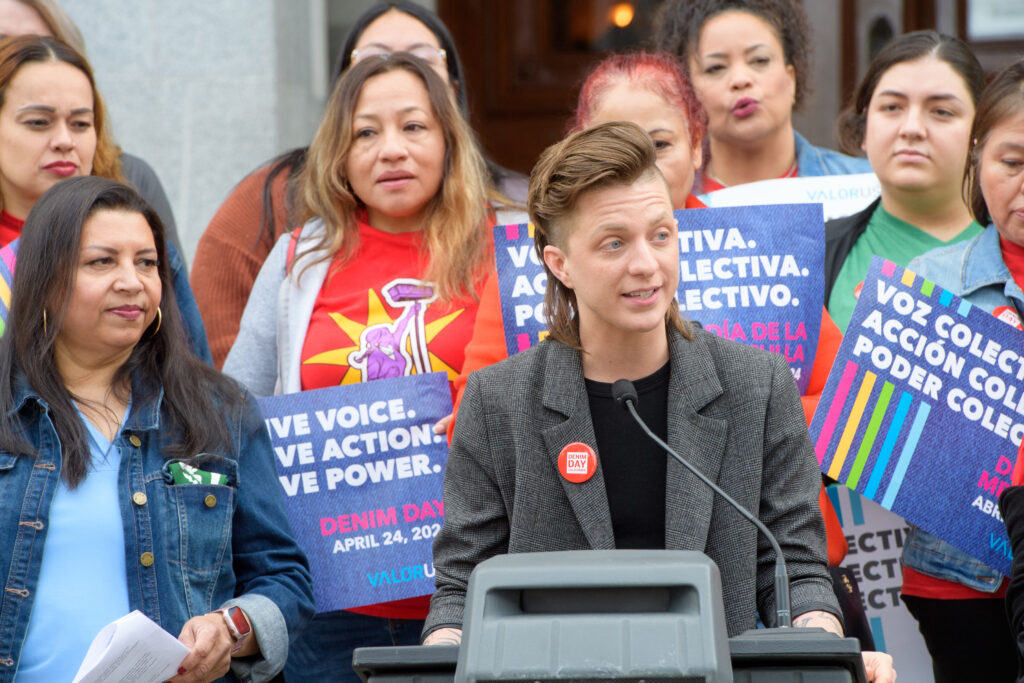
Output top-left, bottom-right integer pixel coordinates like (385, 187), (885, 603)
(42, 310), (47, 336)
(150, 307), (162, 337)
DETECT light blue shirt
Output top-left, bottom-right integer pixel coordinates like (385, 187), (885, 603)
(16, 403), (131, 682)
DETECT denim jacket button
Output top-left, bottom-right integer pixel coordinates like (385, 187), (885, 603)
(140, 552), (154, 567)
(129, 435), (142, 447)
(204, 494), (217, 508)
(132, 492), (147, 506)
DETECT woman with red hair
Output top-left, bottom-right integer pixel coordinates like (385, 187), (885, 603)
(572, 52), (707, 210)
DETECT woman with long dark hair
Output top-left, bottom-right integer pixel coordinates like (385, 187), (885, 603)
(0, 177), (312, 682)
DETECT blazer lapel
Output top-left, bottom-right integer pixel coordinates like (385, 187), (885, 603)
(540, 343), (615, 550)
(664, 330), (729, 551)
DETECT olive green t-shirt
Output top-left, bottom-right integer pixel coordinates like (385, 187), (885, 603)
(828, 204), (984, 333)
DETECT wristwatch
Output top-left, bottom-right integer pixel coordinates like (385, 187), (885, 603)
(216, 606), (252, 654)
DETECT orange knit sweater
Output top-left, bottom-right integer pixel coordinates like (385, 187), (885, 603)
(191, 165), (292, 368)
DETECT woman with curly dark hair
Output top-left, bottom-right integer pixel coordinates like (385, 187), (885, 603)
(656, 0), (870, 193)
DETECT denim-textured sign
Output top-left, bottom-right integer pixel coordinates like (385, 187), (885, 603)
(812, 257), (1022, 575)
(493, 205), (825, 393)
(258, 372), (451, 611)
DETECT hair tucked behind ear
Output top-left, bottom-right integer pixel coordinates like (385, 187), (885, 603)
(528, 121), (691, 348)
(0, 177), (246, 488)
(836, 30), (984, 156)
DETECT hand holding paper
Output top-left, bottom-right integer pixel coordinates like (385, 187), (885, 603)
(166, 612), (235, 683)
(72, 610), (189, 683)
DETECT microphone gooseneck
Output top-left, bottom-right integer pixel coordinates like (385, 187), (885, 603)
(611, 378), (792, 628)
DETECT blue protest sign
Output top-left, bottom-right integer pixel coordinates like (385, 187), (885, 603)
(493, 206), (824, 392)
(676, 204), (824, 393)
(258, 372), (452, 612)
(492, 223), (548, 355)
(811, 257), (1023, 575)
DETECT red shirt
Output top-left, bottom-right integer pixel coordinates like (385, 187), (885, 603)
(300, 220), (481, 397)
(300, 218), (484, 619)
(0, 211), (24, 247)
(1000, 236), (1024, 300)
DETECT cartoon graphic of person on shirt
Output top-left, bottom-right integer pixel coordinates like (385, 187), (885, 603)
(348, 278), (437, 381)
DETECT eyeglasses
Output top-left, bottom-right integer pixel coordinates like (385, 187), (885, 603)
(350, 45), (448, 69)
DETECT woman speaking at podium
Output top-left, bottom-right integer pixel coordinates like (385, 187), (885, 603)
(423, 121), (895, 682)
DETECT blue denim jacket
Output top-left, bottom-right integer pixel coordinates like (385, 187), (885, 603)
(0, 375), (314, 681)
(903, 225), (1023, 592)
(793, 131), (873, 178)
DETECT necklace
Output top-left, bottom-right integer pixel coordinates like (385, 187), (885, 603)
(76, 400), (130, 464)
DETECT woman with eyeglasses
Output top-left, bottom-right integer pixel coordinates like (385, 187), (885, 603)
(191, 0), (523, 368)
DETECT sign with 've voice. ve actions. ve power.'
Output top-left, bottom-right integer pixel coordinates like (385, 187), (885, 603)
(258, 372), (452, 611)
(811, 257), (1024, 576)
(493, 204), (824, 393)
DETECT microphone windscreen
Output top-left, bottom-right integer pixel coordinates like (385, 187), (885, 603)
(611, 379), (639, 410)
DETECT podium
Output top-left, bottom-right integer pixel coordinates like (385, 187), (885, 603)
(354, 551), (867, 683)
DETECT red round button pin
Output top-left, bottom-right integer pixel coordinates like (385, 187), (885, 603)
(993, 305), (1023, 331)
(558, 442), (597, 483)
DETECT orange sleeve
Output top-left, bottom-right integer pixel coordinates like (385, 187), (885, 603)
(800, 307), (848, 565)
(190, 166), (290, 369)
(448, 269), (509, 441)
(801, 306), (842, 424)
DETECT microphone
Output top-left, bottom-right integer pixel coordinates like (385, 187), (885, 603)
(611, 378), (792, 628)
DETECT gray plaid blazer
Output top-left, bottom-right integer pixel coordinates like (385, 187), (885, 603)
(425, 326), (839, 638)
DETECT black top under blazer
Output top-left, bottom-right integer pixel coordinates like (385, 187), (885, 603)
(425, 326), (841, 638)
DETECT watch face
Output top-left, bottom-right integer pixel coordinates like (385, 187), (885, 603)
(224, 607), (251, 637)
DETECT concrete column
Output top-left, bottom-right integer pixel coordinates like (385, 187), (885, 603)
(59, 0), (326, 263)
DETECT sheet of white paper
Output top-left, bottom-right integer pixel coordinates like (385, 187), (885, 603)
(699, 172), (880, 221)
(72, 610), (190, 683)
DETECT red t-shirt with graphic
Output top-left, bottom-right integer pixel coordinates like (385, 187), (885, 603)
(300, 218), (484, 619)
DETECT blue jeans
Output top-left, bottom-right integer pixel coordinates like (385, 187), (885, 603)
(284, 611), (425, 683)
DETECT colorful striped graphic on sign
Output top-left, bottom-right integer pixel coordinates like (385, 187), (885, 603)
(0, 239), (19, 336)
(812, 260), (973, 510)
